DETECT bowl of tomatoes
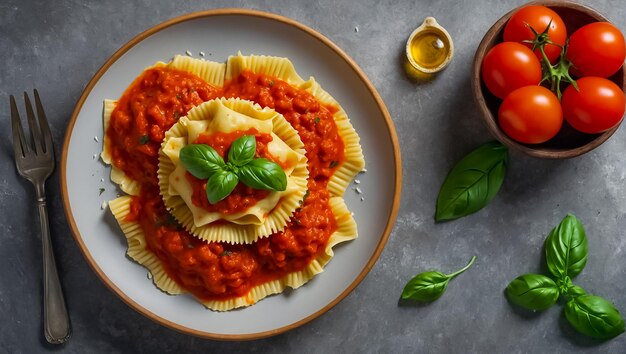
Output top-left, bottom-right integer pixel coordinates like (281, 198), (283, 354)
(472, 1), (626, 159)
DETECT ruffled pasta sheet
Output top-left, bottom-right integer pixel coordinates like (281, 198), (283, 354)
(225, 53), (365, 197)
(108, 194), (356, 311)
(108, 196), (183, 295)
(101, 56), (226, 196)
(158, 98), (309, 244)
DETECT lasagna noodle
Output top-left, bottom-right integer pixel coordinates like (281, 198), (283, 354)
(158, 98), (309, 244)
(300, 78), (365, 197)
(101, 99), (141, 196)
(108, 196), (184, 295)
(101, 57), (225, 196)
(225, 52), (306, 86)
(169, 55), (225, 87)
(224, 54), (365, 197)
(109, 194), (356, 311)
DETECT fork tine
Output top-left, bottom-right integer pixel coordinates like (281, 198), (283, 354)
(10, 95), (28, 157)
(24, 92), (44, 155)
(34, 90), (53, 155)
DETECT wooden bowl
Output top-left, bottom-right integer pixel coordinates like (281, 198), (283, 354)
(472, 1), (626, 159)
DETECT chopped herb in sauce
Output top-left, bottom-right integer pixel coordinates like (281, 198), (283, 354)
(300, 190), (310, 205)
(139, 135), (150, 145)
(220, 251), (233, 257)
(156, 214), (182, 230)
(314, 117), (321, 123)
(329, 160), (339, 168)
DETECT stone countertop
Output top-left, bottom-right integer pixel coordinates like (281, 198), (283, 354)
(1, 0), (626, 353)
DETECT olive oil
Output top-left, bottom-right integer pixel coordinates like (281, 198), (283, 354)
(408, 30), (450, 70)
(404, 17), (454, 81)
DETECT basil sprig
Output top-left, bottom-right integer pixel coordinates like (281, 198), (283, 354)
(401, 256), (476, 302)
(505, 214), (624, 340)
(179, 135), (287, 204)
(435, 141), (508, 222)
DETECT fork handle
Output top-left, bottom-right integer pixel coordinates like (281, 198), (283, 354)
(38, 197), (72, 344)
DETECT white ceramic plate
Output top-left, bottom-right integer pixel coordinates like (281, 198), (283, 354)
(62, 9), (401, 339)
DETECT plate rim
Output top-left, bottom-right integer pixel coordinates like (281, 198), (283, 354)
(60, 8), (402, 341)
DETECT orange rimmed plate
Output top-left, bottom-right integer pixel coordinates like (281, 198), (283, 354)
(61, 9), (401, 340)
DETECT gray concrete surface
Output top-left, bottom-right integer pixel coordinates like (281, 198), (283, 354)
(1, 0), (626, 353)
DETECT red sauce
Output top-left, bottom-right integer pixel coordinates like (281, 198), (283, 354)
(112, 67), (345, 301)
(108, 67), (220, 187)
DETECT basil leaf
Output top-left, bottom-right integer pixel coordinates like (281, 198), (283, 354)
(239, 158), (287, 191)
(545, 214), (588, 279)
(435, 141), (508, 222)
(401, 256), (476, 302)
(205, 170), (238, 204)
(401, 271), (450, 302)
(180, 144), (225, 179)
(564, 295), (625, 340)
(506, 274), (559, 311)
(228, 135), (256, 167)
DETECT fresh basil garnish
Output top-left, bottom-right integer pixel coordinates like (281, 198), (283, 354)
(435, 141), (508, 222)
(228, 135), (256, 167)
(180, 144), (225, 179)
(564, 295), (625, 340)
(545, 214), (588, 279)
(506, 274), (559, 311)
(206, 170), (238, 204)
(505, 214), (624, 341)
(401, 256), (476, 303)
(179, 135), (287, 204)
(239, 158), (287, 191)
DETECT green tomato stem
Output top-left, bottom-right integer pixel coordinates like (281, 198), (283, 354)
(446, 256), (477, 279)
(531, 25), (578, 101)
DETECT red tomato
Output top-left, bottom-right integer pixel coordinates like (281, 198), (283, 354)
(481, 42), (542, 99)
(498, 86), (563, 144)
(561, 77), (625, 134)
(503, 5), (567, 63)
(566, 22), (626, 78)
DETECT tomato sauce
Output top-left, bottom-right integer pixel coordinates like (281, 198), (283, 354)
(111, 67), (345, 301)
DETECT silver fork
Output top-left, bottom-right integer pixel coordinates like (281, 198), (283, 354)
(10, 90), (71, 344)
